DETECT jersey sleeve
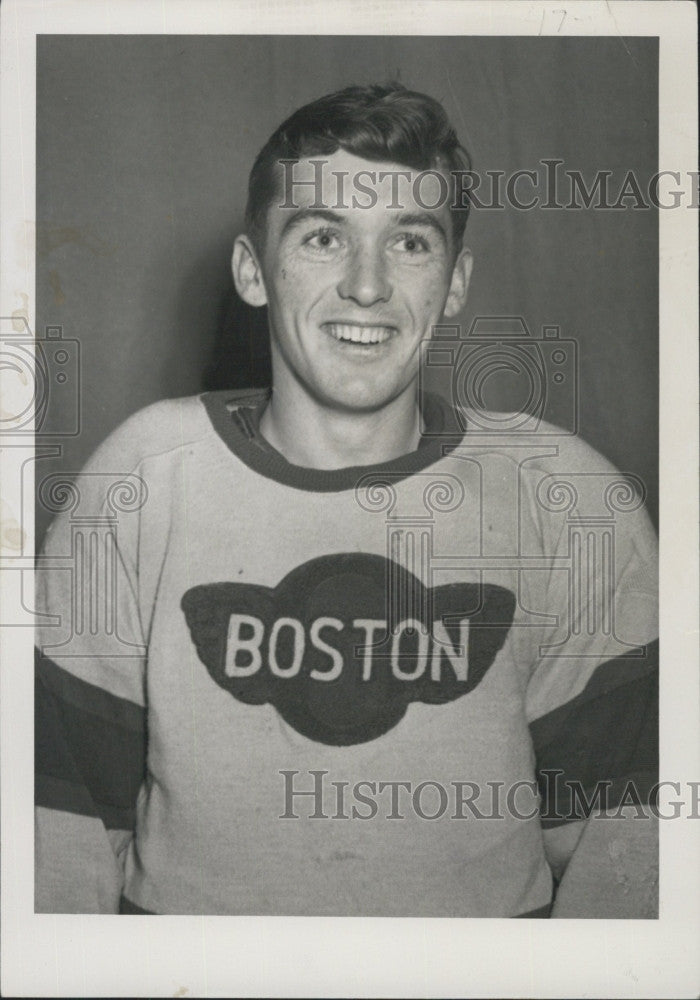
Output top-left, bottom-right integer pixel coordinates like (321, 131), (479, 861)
(34, 419), (150, 913)
(523, 453), (659, 829)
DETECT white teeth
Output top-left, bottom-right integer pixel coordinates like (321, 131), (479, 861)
(326, 324), (393, 344)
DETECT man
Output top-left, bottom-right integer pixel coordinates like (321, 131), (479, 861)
(35, 83), (658, 917)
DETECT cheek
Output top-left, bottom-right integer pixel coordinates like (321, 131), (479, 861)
(404, 280), (440, 317)
(275, 263), (338, 311)
(421, 269), (455, 315)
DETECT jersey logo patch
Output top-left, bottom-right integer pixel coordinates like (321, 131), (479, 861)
(181, 553), (515, 745)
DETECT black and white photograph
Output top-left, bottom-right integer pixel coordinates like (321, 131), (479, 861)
(1, 1), (698, 997)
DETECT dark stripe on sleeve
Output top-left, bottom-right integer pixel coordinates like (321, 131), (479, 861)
(530, 641), (658, 828)
(35, 649), (146, 831)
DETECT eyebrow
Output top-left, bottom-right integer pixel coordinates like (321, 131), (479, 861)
(280, 208), (345, 240)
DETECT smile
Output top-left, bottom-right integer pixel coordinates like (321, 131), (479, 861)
(324, 323), (395, 345)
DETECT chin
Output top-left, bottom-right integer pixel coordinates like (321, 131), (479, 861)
(332, 393), (403, 415)
(313, 373), (410, 414)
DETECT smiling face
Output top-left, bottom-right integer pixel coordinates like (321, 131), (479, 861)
(233, 149), (471, 416)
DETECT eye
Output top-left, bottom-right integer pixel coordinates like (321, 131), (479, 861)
(393, 232), (430, 254)
(303, 228), (342, 252)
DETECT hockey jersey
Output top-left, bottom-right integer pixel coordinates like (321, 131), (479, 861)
(34, 389), (658, 916)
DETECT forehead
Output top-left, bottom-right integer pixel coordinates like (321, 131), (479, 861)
(267, 148), (453, 233)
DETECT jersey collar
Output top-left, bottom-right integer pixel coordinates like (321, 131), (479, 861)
(201, 388), (462, 493)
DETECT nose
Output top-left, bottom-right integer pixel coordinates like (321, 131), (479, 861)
(336, 245), (392, 307)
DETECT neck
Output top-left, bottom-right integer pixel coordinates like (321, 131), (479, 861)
(259, 383), (422, 469)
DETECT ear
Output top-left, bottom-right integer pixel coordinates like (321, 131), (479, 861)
(443, 247), (473, 318)
(232, 234), (268, 307)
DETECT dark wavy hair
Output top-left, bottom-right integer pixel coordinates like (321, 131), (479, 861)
(245, 82), (472, 255)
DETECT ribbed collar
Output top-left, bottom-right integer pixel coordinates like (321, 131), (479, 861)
(201, 388), (462, 493)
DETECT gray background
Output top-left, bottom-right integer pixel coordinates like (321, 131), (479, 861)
(36, 35), (658, 542)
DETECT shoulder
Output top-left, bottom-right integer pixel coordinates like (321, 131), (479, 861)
(455, 407), (619, 471)
(509, 418), (650, 523)
(454, 408), (642, 492)
(40, 396), (216, 540)
(81, 395), (213, 475)
(449, 408), (655, 546)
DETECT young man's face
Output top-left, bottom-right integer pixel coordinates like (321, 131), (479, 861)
(234, 149), (471, 414)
